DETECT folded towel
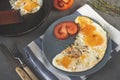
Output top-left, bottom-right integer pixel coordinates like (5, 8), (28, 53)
(24, 4), (120, 80)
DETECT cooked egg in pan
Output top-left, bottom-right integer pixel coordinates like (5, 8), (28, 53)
(9, 0), (43, 15)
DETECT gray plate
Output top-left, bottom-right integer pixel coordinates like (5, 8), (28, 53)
(42, 13), (112, 76)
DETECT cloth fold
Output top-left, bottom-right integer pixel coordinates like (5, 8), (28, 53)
(24, 4), (120, 80)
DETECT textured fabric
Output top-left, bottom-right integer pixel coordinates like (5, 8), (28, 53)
(24, 4), (120, 80)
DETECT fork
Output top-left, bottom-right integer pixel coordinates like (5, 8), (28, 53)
(0, 43), (31, 80)
(8, 44), (39, 80)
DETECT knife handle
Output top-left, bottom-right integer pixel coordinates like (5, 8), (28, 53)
(15, 67), (31, 80)
(23, 65), (39, 80)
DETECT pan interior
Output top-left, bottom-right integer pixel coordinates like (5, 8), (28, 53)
(0, 0), (52, 36)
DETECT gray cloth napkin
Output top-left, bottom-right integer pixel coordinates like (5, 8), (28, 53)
(24, 4), (120, 80)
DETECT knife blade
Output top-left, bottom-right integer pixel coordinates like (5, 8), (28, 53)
(0, 43), (31, 80)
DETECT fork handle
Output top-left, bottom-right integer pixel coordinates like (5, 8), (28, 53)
(23, 65), (39, 80)
(16, 67), (31, 80)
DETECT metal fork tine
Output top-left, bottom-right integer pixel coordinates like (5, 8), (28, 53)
(4, 44), (24, 65)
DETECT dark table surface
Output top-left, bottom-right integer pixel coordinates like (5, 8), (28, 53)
(0, 0), (120, 80)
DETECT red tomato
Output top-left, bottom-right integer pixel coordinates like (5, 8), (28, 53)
(54, 0), (74, 11)
(54, 23), (69, 40)
(54, 21), (79, 40)
(66, 22), (78, 36)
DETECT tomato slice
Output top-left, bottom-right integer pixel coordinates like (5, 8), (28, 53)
(54, 23), (69, 40)
(66, 22), (78, 36)
(54, 21), (79, 40)
(54, 0), (74, 11)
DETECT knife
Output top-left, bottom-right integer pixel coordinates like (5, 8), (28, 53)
(0, 43), (31, 80)
(16, 67), (31, 80)
(8, 44), (39, 80)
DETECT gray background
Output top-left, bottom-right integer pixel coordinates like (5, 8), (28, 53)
(0, 0), (120, 80)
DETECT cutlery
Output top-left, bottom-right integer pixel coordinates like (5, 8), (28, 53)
(8, 44), (39, 80)
(0, 43), (31, 80)
(16, 67), (31, 80)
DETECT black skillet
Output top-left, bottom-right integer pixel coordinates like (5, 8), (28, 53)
(42, 12), (112, 76)
(0, 0), (52, 36)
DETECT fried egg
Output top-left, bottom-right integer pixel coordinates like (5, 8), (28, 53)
(52, 16), (107, 72)
(9, 0), (43, 15)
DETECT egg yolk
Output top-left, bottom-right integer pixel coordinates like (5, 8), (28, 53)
(80, 54), (87, 60)
(21, 0), (37, 3)
(24, 2), (39, 12)
(60, 56), (71, 68)
(78, 17), (104, 47)
(76, 16), (92, 29)
(85, 33), (104, 47)
(81, 24), (96, 35)
(15, 0), (39, 12)
(15, 1), (22, 8)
